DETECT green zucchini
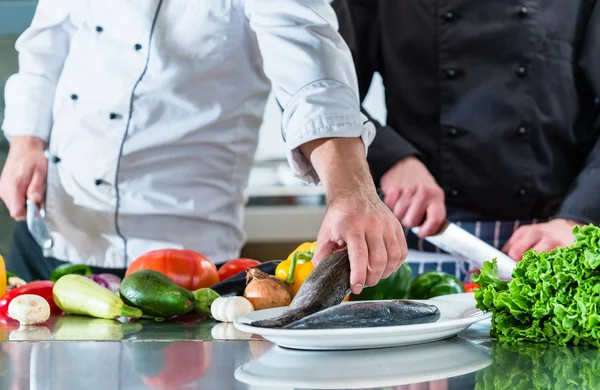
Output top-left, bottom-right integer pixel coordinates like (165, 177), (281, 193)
(53, 274), (142, 319)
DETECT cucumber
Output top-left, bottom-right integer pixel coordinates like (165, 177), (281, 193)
(49, 264), (93, 282)
(120, 270), (195, 318)
(53, 274), (142, 319)
(193, 288), (220, 316)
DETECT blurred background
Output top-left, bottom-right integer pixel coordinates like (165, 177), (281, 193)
(0, 0), (387, 261)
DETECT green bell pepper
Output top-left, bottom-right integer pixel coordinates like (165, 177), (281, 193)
(350, 263), (412, 301)
(409, 270), (465, 299)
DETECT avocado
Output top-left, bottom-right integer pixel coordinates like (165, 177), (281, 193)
(120, 270), (195, 318)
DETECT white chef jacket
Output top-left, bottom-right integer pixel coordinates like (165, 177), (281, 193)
(2, 0), (375, 267)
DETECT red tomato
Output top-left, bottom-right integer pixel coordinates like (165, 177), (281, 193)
(126, 249), (219, 291)
(217, 258), (261, 281)
(463, 282), (480, 292)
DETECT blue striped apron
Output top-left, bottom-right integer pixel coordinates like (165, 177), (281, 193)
(403, 218), (546, 281)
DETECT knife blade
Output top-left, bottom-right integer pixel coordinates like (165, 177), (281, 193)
(411, 220), (516, 280)
(26, 199), (54, 254)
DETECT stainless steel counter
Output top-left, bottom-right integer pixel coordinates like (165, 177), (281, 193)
(1, 314), (596, 390)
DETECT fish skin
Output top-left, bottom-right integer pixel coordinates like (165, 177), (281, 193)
(282, 300), (441, 330)
(249, 250), (351, 328)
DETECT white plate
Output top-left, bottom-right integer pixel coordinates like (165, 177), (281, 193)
(235, 337), (491, 389)
(234, 293), (491, 350)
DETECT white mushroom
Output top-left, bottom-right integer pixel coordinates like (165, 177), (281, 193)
(8, 294), (51, 326)
(9, 326), (52, 341)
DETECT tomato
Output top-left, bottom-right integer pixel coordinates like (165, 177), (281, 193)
(217, 258), (261, 281)
(141, 342), (213, 390)
(126, 249), (219, 291)
(463, 282), (480, 292)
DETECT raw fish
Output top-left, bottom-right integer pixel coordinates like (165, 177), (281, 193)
(283, 300), (440, 329)
(250, 249), (351, 328)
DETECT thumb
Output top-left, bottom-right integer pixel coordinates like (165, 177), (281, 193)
(312, 238), (340, 266)
(26, 170), (46, 204)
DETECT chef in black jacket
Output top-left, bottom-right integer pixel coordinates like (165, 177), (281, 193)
(332, 0), (600, 269)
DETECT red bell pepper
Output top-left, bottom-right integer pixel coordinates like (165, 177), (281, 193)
(217, 258), (261, 281)
(0, 281), (61, 316)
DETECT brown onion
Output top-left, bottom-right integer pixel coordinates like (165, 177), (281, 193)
(243, 269), (292, 311)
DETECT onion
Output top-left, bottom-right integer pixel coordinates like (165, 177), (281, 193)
(86, 274), (121, 293)
(243, 268), (292, 311)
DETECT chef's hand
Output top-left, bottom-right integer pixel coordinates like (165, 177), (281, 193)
(0, 136), (47, 221)
(502, 218), (581, 260)
(380, 156), (446, 237)
(299, 137), (408, 295)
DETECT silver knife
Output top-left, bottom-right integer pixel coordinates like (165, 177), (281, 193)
(26, 199), (54, 255)
(411, 220), (516, 280)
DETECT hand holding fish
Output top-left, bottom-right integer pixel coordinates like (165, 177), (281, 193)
(298, 137), (408, 296)
(314, 191), (408, 294)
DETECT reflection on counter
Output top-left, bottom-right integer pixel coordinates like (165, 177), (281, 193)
(475, 342), (600, 390)
(235, 337), (491, 389)
(0, 341), (259, 390)
(0, 312), (260, 342)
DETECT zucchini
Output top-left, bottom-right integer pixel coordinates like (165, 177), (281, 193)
(53, 274), (142, 319)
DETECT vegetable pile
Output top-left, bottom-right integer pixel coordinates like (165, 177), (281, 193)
(473, 224), (600, 347)
(0, 238), (473, 336)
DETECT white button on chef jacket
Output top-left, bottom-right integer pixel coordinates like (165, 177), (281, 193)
(2, 0), (375, 268)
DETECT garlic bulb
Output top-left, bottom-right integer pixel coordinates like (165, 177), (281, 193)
(210, 296), (254, 322)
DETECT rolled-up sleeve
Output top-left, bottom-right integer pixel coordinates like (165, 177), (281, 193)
(244, 0), (375, 184)
(1, 0), (74, 142)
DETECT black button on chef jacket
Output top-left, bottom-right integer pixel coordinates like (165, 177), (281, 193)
(332, 0), (600, 224)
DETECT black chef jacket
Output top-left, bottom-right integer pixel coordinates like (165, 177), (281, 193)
(332, 0), (600, 224)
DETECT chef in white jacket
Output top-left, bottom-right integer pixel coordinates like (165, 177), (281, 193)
(0, 0), (407, 293)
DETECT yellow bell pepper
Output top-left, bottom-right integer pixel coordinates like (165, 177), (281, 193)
(276, 242), (316, 297)
(276, 242), (349, 302)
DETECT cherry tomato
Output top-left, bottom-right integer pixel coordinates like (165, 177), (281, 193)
(217, 258), (261, 281)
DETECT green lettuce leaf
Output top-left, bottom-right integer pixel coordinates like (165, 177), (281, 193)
(473, 224), (600, 347)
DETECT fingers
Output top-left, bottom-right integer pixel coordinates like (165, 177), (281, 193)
(365, 232), (387, 287)
(382, 188), (401, 210)
(503, 228), (541, 260)
(312, 237), (337, 266)
(532, 239), (555, 254)
(27, 170), (46, 204)
(346, 232), (369, 295)
(418, 202), (446, 237)
(402, 190), (428, 228)
(0, 167), (31, 221)
(391, 188), (414, 220)
(381, 227), (406, 279)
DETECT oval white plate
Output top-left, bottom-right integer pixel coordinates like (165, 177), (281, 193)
(234, 293), (491, 350)
(235, 336), (492, 389)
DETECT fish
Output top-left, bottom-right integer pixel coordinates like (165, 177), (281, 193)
(249, 249), (351, 328)
(282, 300), (441, 330)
